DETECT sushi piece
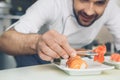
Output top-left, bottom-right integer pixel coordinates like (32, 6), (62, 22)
(66, 55), (88, 69)
(93, 45), (106, 63)
(111, 53), (120, 62)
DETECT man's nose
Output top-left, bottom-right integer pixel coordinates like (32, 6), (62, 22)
(84, 3), (95, 16)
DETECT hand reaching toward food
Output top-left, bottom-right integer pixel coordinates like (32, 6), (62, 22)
(37, 30), (76, 61)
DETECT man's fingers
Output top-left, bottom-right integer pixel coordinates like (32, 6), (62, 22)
(38, 51), (53, 61)
(41, 30), (76, 59)
(37, 39), (60, 59)
(62, 42), (77, 57)
(46, 39), (69, 59)
(54, 35), (77, 57)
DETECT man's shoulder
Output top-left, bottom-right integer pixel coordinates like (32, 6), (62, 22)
(36, 0), (70, 9)
(37, 0), (65, 5)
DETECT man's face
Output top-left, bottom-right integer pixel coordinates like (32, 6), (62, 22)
(73, 0), (109, 27)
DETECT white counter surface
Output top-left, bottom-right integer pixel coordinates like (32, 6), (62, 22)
(0, 64), (120, 80)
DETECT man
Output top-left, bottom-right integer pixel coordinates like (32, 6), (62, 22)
(0, 0), (120, 67)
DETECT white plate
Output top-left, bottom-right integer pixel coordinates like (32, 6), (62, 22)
(54, 58), (114, 76)
(104, 56), (120, 69)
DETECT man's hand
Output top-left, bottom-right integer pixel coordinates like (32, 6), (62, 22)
(37, 30), (76, 61)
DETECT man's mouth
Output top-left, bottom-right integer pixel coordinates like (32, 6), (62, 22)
(80, 15), (94, 23)
(73, 9), (99, 27)
(79, 11), (95, 23)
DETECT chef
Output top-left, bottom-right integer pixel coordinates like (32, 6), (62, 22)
(0, 0), (120, 67)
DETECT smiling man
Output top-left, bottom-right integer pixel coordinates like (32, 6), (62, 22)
(73, 0), (109, 26)
(0, 0), (120, 67)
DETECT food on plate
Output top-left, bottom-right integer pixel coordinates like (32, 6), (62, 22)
(93, 45), (106, 63)
(111, 53), (120, 62)
(66, 55), (88, 69)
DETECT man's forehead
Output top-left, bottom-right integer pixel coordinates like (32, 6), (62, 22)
(89, 0), (108, 1)
(95, 0), (108, 1)
(90, 0), (109, 2)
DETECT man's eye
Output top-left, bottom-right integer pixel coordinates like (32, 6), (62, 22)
(79, 0), (89, 3)
(95, 1), (106, 6)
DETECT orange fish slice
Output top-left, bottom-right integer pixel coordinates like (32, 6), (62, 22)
(111, 53), (120, 62)
(66, 55), (88, 69)
(93, 45), (106, 63)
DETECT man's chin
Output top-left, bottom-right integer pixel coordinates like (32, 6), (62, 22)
(78, 22), (93, 27)
(76, 17), (95, 27)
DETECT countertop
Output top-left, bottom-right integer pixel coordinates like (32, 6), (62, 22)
(0, 64), (120, 80)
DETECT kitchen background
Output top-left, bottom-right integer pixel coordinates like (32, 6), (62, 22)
(0, 0), (120, 70)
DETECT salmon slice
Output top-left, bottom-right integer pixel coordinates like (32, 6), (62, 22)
(66, 55), (88, 69)
(111, 53), (120, 62)
(93, 45), (106, 63)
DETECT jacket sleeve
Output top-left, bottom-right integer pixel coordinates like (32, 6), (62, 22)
(8, 0), (59, 34)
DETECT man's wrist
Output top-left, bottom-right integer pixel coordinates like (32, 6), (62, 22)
(28, 34), (41, 54)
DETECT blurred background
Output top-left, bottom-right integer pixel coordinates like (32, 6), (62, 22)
(0, 0), (37, 70)
(0, 0), (120, 70)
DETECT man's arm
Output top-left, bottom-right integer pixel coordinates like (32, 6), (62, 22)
(0, 28), (77, 61)
(0, 28), (40, 55)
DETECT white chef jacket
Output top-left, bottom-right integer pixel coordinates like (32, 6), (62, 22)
(8, 0), (120, 50)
